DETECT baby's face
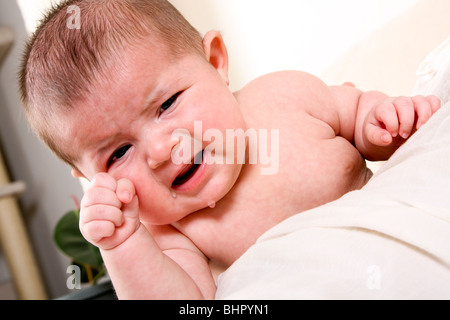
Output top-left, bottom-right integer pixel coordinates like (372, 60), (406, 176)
(63, 41), (246, 225)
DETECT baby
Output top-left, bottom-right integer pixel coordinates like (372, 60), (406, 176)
(19, 0), (440, 299)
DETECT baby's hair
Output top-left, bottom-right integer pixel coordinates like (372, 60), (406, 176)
(19, 0), (204, 167)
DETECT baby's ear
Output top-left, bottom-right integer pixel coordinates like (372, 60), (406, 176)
(202, 30), (229, 85)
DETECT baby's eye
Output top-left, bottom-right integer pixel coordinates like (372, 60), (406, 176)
(160, 92), (181, 113)
(108, 145), (131, 167)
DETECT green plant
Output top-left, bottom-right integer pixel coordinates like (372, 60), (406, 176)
(53, 208), (106, 285)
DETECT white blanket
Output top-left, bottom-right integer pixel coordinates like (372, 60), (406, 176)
(216, 43), (450, 300)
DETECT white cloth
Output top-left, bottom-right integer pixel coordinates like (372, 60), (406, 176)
(414, 36), (450, 104)
(216, 40), (450, 300)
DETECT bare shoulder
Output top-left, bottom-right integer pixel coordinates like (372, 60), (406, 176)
(235, 71), (339, 131)
(237, 70), (329, 100)
(244, 70), (324, 87)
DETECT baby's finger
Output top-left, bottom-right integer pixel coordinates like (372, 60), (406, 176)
(394, 97), (415, 139)
(80, 204), (124, 227)
(90, 172), (117, 191)
(374, 101), (399, 137)
(365, 122), (392, 146)
(116, 178), (136, 204)
(81, 220), (115, 243)
(80, 186), (122, 209)
(426, 95), (441, 114)
(116, 178), (139, 220)
(413, 95), (432, 129)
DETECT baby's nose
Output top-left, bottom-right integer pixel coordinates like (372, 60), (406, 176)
(147, 158), (164, 170)
(146, 134), (180, 170)
(146, 143), (171, 169)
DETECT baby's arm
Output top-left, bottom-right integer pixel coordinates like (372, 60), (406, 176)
(253, 71), (439, 160)
(328, 84), (441, 160)
(79, 173), (215, 299)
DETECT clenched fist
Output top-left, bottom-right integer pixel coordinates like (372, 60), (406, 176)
(79, 173), (141, 250)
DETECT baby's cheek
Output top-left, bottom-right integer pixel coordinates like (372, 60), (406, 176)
(136, 189), (181, 225)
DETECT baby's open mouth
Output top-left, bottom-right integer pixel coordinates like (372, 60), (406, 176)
(172, 151), (204, 187)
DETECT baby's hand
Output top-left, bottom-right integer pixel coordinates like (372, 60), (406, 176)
(79, 173), (140, 250)
(364, 95), (440, 146)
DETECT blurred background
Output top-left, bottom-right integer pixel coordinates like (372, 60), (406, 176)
(0, 0), (448, 299)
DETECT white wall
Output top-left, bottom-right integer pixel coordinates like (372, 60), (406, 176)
(170, 0), (420, 91)
(0, 0), (422, 298)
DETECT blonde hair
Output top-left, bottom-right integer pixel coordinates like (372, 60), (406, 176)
(19, 0), (203, 166)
